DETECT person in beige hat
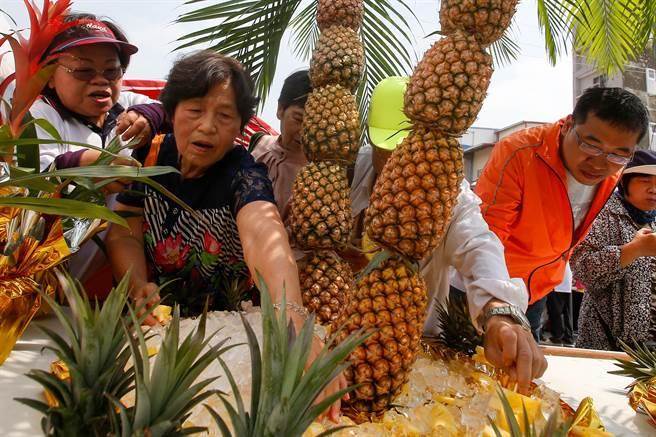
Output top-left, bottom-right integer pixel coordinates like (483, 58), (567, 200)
(351, 76), (547, 394)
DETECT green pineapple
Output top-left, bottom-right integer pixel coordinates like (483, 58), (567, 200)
(15, 274), (136, 436)
(611, 339), (656, 384)
(206, 275), (369, 437)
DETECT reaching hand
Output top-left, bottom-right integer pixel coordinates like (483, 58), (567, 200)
(483, 315), (548, 395)
(308, 334), (349, 423)
(131, 281), (161, 326)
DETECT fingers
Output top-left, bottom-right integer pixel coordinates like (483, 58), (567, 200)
(515, 333), (534, 395)
(116, 111), (152, 146)
(499, 326), (518, 367)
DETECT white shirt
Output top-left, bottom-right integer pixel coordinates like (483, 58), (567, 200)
(351, 146), (528, 336)
(30, 91), (155, 170)
(567, 170), (597, 231)
(554, 263), (573, 293)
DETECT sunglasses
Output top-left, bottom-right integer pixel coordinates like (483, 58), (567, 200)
(58, 64), (125, 82)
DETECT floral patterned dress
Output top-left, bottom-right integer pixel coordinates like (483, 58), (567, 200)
(118, 134), (275, 316)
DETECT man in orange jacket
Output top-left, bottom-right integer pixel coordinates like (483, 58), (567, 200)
(475, 87), (650, 340)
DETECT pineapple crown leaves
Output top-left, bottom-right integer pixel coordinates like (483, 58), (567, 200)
(110, 299), (237, 437)
(435, 291), (483, 356)
(15, 272), (136, 436)
(610, 338), (656, 386)
(488, 387), (570, 437)
(207, 272), (369, 437)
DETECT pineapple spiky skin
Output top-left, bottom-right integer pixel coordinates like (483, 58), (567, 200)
(302, 84), (361, 163)
(364, 127), (464, 261)
(317, 0), (364, 31)
(310, 26), (364, 92)
(404, 32), (493, 134)
(299, 250), (355, 328)
(289, 162), (353, 249)
(337, 256), (429, 415)
(440, 0), (519, 46)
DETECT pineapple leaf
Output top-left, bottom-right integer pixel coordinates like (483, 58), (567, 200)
(204, 404), (233, 437)
(612, 338), (656, 384)
(14, 397), (51, 414)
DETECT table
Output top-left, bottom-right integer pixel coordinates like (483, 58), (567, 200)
(1, 316), (654, 436)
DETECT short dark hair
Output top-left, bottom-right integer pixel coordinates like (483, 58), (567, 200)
(573, 87), (650, 143)
(44, 13), (133, 68)
(278, 70), (311, 110)
(160, 51), (258, 131)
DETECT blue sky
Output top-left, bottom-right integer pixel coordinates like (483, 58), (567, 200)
(3, 0), (573, 131)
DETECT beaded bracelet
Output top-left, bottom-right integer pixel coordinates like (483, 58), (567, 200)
(272, 301), (310, 320)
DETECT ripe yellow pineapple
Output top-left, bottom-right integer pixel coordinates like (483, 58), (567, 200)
(310, 25), (364, 92)
(317, 0), (363, 31)
(440, 0), (519, 46)
(404, 31), (493, 134)
(302, 84), (361, 163)
(289, 162), (353, 249)
(299, 250), (355, 327)
(337, 255), (429, 415)
(364, 127), (464, 261)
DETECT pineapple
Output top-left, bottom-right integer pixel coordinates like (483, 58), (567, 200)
(206, 275), (368, 436)
(302, 84), (361, 163)
(310, 26), (364, 92)
(337, 255), (429, 415)
(436, 290), (483, 356)
(440, 0), (519, 46)
(289, 162), (353, 249)
(16, 275), (135, 436)
(404, 31), (493, 134)
(299, 250), (355, 328)
(612, 339), (656, 384)
(17, 274), (226, 436)
(317, 0), (364, 32)
(364, 127), (464, 261)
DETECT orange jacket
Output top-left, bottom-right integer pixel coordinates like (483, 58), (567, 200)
(475, 120), (621, 304)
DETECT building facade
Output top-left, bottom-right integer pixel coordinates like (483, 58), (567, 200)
(573, 46), (656, 149)
(462, 121), (546, 185)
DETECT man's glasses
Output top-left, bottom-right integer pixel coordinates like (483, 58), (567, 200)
(573, 129), (633, 166)
(58, 64), (124, 82)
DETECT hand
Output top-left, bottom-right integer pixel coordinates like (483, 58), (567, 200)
(116, 110), (152, 148)
(131, 282), (161, 326)
(308, 335), (348, 423)
(483, 315), (547, 395)
(629, 228), (656, 258)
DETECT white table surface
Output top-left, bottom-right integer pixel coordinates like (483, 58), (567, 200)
(1, 316), (654, 436)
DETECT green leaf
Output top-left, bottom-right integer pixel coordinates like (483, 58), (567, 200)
(0, 197), (128, 227)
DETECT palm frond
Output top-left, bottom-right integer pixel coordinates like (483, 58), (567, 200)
(488, 23), (521, 68)
(175, 0), (303, 106)
(175, 0), (418, 115)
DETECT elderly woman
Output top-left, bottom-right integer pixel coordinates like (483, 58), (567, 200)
(106, 51), (345, 419)
(572, 150), (656, 350)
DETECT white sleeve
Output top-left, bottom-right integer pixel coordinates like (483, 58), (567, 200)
(119, 91), (157, 108)
(29, 101), (65, 171)
(443, 179), (528, 328)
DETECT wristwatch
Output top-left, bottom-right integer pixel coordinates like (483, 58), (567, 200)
(482, 305), (531, 332)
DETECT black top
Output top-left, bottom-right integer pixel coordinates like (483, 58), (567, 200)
(118, 134), (275, 315)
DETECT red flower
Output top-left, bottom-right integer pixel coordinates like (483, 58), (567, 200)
(1, 0), (80, 139)
(203, 230), (222, 256)
(153, 234), (190, 273)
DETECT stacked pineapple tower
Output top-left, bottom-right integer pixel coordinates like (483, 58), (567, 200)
(289, 0), (365, 330)
(334, 0), (520, 417)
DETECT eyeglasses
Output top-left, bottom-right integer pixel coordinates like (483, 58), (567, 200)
(573, 129), (633, 166)
(58, 64), (124, 82)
